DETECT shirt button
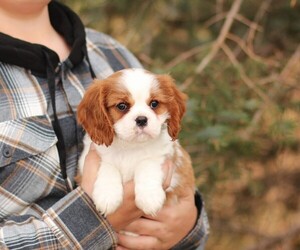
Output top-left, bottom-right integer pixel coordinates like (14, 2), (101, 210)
(3, 146), (13, 158)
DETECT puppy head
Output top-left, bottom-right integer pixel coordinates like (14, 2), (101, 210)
(77, 69), (187, 146)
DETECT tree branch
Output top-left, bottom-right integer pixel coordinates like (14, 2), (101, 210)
(221, 43), (273, 105)
(195, 0), (243, 74)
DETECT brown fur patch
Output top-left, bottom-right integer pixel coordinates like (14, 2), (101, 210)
(155, 75), (187, 140)
(172, 144), (195, 197)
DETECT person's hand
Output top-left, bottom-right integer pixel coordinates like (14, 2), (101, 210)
(116, 182), (197, 250)
(80, 143), (100, 197)
(107, 159), (174, 232)
(80, 145), (174, 233)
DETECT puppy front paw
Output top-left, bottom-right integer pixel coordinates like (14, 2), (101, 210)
(92, 182), (123, 216)
(135, 187), (166, 216)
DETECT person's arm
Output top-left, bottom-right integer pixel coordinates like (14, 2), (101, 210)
(116, 189), (209, 250)
(0, 147), (143, 250)
(172, 191), (210, 250)
(0, 147), (116, 249)
(0, 186), (117, 249)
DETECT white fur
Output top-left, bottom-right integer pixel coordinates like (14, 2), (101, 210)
(78, 68), (180, 216)
(79, 130), (178, 216)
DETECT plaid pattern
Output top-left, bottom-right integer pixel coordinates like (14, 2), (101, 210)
(0, 28), (208, 249)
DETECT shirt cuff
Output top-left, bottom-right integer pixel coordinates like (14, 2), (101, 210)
(43, 186), (117, 250)
(172, 191), (210, 250)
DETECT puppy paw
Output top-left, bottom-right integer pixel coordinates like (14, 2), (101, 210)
(135, 187), (166, 216)
(92, 183), (123, 216)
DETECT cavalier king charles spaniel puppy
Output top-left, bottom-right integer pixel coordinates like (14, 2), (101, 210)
(77, 68), (195, 216)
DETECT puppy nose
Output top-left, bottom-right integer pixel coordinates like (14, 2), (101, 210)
(135, 116), (148, 127)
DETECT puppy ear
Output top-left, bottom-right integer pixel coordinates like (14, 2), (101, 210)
(77, 80), (114, 146)
(157, 75), (187, 140)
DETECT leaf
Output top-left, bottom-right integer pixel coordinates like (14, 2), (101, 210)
(217, 110), (250, 124)
(197, 125), (230, 140)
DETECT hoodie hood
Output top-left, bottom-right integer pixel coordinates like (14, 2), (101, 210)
(0, 0), (87, 76)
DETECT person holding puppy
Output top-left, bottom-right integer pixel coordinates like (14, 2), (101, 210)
(0, 0), (209, 249)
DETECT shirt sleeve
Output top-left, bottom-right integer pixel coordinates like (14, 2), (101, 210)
(172, 191), (210, 250)
(86, 28), (143, 74)
(0, 187), (117, 250)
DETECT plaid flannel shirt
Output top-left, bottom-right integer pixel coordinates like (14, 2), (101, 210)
(0, 28), (209, 249)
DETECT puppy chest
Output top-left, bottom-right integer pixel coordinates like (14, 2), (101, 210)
(104, 151), (165, 183)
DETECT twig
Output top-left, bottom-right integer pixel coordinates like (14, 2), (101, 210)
(180, 76), (195, 91)
(279, 44), (300, 82)
(226, 33), (265, 63)
(124, 1), (153, 46)
(233, 0), (272, 57)
(221, 43), (273, 105)
(203, 12), (227, 28)
(215, 0), (225, 30)
(237, 108), (264, 140)
(216, 0), (224, 14)
(235, 14), (263, 32)
(246, 0), (273, 50)
(226, 33), (278, 66)
(195, 0), (243, 74)
(290, 0), (297, 7)
(138, 53), (154, 66)
(257, 73), (279, 85)
(165, 44), (209, 69)
(204, 12), (262, 31)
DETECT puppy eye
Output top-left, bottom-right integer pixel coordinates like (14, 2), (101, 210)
(150, 100), (159, 109)
(116, 102), (128, 111)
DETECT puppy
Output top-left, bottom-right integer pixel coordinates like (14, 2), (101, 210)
(77, 68), (195, 216)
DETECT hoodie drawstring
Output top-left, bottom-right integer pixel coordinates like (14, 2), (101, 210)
(41, 45), (95, 194)
(43, 50), (72, 193)
(83, 47), (96, 79)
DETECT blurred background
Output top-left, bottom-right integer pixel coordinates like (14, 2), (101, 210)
(61, 0), (300, 249)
